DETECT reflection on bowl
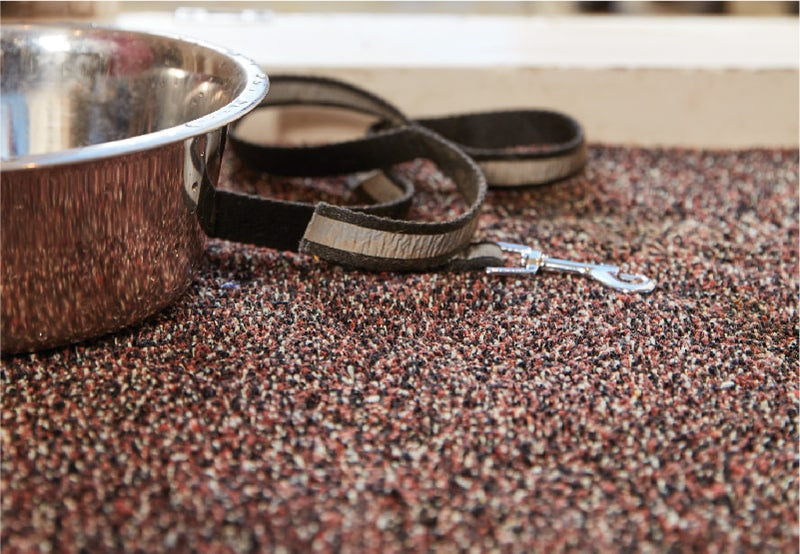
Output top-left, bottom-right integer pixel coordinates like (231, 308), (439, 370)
(0, 25), (268, 353)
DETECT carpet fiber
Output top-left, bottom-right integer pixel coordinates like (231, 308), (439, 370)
(2, 146), (797, 552)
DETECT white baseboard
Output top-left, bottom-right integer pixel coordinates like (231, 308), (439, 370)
(111, 11), (799, 147)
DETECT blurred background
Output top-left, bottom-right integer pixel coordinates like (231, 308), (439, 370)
(2, 1), (799, 19)
(3, 1), (796, 148)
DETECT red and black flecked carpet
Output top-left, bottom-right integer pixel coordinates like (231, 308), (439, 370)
(2, 145), (797, 552)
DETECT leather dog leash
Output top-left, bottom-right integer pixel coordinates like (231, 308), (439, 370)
(200, 75), (654, 292)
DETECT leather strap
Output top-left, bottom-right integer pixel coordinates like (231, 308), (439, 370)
(415, 110), (586, 187)
(199, 75), (586, 271)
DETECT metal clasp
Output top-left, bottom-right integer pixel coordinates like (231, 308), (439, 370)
(486, 242), (656, 293)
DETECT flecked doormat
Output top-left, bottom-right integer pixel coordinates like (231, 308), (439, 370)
(2, 146), (797, 552)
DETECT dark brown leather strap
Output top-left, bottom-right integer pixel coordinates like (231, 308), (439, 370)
(206, 124), (488, 270)
(415, 110), (586, 187)
(200, 75), (586, 271)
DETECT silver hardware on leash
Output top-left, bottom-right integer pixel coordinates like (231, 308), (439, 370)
(486, 242), (656, 293)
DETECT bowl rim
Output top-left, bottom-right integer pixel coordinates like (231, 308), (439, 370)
(1, 23), (269, 171)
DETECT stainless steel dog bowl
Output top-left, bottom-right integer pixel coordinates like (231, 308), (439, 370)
(1, 25), (268, 353)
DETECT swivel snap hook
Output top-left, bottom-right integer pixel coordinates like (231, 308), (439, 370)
(485, 242), (656, 293)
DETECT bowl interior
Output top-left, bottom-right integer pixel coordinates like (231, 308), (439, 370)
(1, 26), (262, 162)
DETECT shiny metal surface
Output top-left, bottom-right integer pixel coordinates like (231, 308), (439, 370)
(1, 25), (268, 353)
(485, 242), (656, 293)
